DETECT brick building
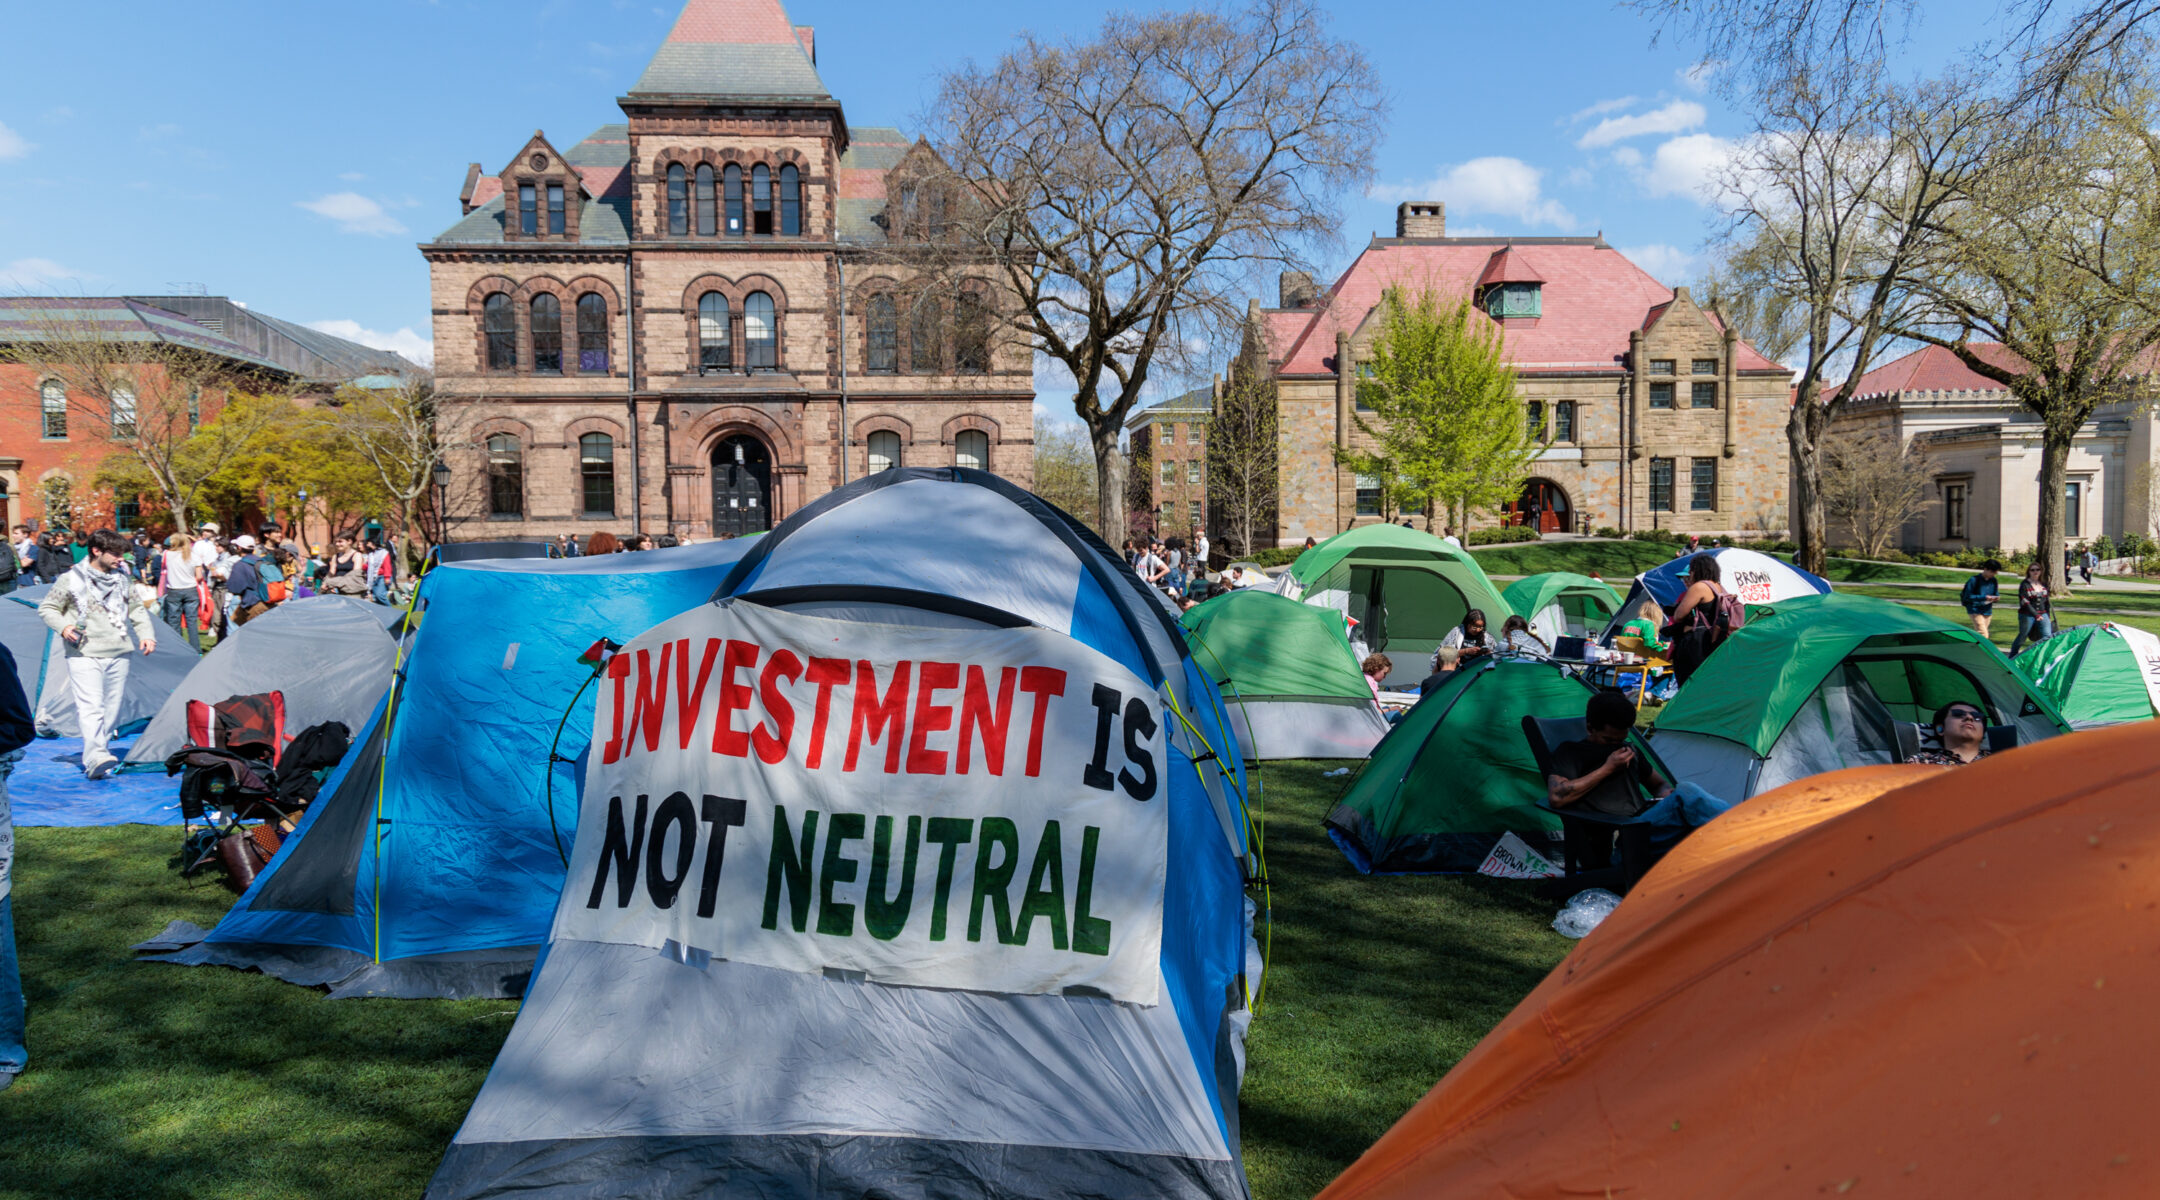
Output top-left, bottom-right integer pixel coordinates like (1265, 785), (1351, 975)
(423, 0), (1033, 541)
(1251, 203), (1794, 545)
(1124, 385), (1215, 539)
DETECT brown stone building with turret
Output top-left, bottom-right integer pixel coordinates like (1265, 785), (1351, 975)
(422, 0), (1032, 542)
(1252, 202), (1793, 544)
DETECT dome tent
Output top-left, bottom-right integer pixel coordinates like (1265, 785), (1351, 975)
(427, 468), (1255, 1200)
(1650, 593), (2067, 803)
(1180, 587), (1389, 760)
(1314, 727), (2160, 1200)
(3, 585), (194, 741)
(1278, 524), (1510, 687)
(1597, 547), (1829, 642)
(2011, 620), (2160, 728)
(138, 539), (759, 998)
(1325, 657), (1607, 873)
(1502, 571), (1621, 641)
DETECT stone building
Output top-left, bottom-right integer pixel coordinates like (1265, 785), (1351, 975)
(422, 0), (1033, 542)
(1828, 343), (2160, 552)
(1123, 386), (1215, 539)
(1250, 203), (1793, 545)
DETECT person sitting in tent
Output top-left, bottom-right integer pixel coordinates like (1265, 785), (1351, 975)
(1906, 701), (1994, 766)
(1361, 653), (1410, 723)
(1663, 554), (1733, 686)
(1616, 600), (1669, 655)
(1547, 690), (1733, 839)
(1433, 609), (1497, 673)
(1500, 614), (1549, 658)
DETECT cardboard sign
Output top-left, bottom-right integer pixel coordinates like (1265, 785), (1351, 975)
(554, 601), (1169, 1005)
(1727, 567), (1779, 605)
(1476, 831), (1562, 880)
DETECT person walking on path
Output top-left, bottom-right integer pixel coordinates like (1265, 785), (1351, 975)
(0, 640), (39, 1090)
(1960, 560), (2002, 641)
(156, 533), (203, 653)
(2080, 545), (2098, 585)
(38, 530), (157, 779)
(2010, 562), (2055, 656)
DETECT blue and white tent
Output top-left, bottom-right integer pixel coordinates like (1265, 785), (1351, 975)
(140, 539), (758, 998)
(1598, 547), (1832, 642)
(427, 469), (1256, 1200)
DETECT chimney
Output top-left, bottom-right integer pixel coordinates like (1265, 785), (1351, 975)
(1396, 201), (1446, 239)
(1278, 270), (1317, 308)
(794, 25), (815, 63)
(459, 163), (483, 214)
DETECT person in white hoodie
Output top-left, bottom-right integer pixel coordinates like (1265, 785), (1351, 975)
(38, 530), (157, 779)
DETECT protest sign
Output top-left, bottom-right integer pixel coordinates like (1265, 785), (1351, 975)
(554, 600), (1169, 1005)
(1476, 831), (1562, 879)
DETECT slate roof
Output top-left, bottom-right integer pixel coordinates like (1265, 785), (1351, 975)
(1265, 238), (1786, 378)
(431, 125), (636, 245)
(1124, 386), (1215, 430)
(0, 297), (290, 374)
(629, 0), (829, 100)
(834, 127), (911, 243)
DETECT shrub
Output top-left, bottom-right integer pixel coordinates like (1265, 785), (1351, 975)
(1245, 546), (1302, 568)
(2093, 534), (2116, 561)
(1594, 526), (1624, 539)
(2141, 554), (2160, 577)
(1466, 526), (1541, 546)
(1628, 528), (1685, 545)
(2120, 533), (2156, 559)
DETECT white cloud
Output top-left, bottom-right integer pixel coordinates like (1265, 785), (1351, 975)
(1576, 99), (1706, 149)
(307, 319), (434, 367)
(1568, 95), (1640, 123)
(0, 257), (94, 288)
(1677, 60), (1723, 93)
(0, 121), (32, 161)
(1374, 156), (1575, 230)
(1639, 133), (1738, 203)
(296, 192), (407, 236)
(1610, 145), (1644, 169)
(1619, 243), (1696, 285)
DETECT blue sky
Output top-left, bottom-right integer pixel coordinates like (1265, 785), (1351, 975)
(0, 0), (1982, 401)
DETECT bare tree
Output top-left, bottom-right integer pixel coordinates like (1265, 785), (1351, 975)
(1821, 431), (1935, 556)
(1696, 243), (1806, 366)
(1207, 322), (1279, 558)
(923, 0), (1382, 539)
(323, 373), (441, 573)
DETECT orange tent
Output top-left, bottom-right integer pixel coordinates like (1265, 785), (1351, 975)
(1317, 724), (2160, 1199)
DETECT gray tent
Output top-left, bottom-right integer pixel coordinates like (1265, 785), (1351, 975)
(123, 595), (403, 768)
(3, 585), (195, 740)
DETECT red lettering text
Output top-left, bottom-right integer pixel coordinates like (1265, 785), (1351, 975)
(906, 661), (961, 775)
(956, 665), (1016, 776)
(753, 648), (803, 765)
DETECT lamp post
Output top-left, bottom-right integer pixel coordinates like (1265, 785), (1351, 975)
(431, 460), (452, 548)
(295, 489), (309, 551)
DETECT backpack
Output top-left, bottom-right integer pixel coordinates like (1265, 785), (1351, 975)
(1711, 588), (1748, 640)
(261, 558), (289, 604)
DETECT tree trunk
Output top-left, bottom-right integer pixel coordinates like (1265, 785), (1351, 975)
(2034, 428), (2072, 598)
(1090, 420), (1123, 545)
(1788, 396), (1829, 576)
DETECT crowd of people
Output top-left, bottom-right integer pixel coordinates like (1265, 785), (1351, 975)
(1123, 527), (1281, 608)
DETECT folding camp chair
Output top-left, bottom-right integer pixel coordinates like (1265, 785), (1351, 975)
(184, 691), (287, 766)
(1892, 722), (2018, 763)
(1521, 715), (1664, 895)
(1610, 637), (1672, 705)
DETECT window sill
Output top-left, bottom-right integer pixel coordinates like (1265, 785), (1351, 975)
(486, 513), (524, 522)
(578, 512), (618, 521)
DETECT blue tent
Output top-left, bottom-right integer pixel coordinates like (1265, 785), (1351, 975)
(428, 469), (1256, 1199)
(140, 539), (759, 997)
(1599, 547), (1832, 642)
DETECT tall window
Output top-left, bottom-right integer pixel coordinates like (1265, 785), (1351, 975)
(866, 295), (898, 372)
(1649, 382), (1674, 409)
(547, 183), (565, 234)
(1161, 423), (1176, 446)
(744, 291), (777, 369)
(1355, 473), (1380, 516)
(1554, 400), (1575, 442)
(911, 298), (943, 373)
(1187, 460), (1202, 486)
(1526, 401), (1545, 438)
(695, 164), (716, 236)
(1190, 500), (1203, 527)
(2066, 480), (2084, 536)
(954, 292), (990, 373)
(867, 430), (900, 473)
(580, 433), (615, 516)
(667, 164), (687, 235)
(724, 165), (743, 235)
(751, 164), (773, 235)
(779, 164), (801, 235)
(1649, 457), (1675, 512)
(486, 434), (522, 517)
(1944, 482), (1968, 539)
(115, 497), (140, 533)
(40, 381), (66, 439)
(1691, 458), (1717, 510)
(1161, 459), (1176, 484)
(1691, 381), (1717, 408)
(484, 292), (516, 371)
(530, 294), (562, 374)
(576, 293), (609, 373)
(519, 183), (538, 235)
(186, 386), (200, 430)
(698, 292), (732, 373)
(110, 385), (137, 438)
(956, 429), (989, 471)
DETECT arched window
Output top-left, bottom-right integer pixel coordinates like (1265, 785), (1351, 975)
(576, 293), (609, 373)
(40, 380), (66, 439)
(698, 292), (732, 373)
(954, 292), (990, 373)
(486, 434), (523, 517)
(723, 165), (743, 235)
(666, 163), (687, 236)
(865, 295), (898, 373)
(579, 433), (615, 517)
(751, 164), (773, 235)
(910, 297), (943, 374)
(531, 293), (562, 374)
(695, 164), (716, 236)
(111, 385), (137, 438)
(779, 164), (801, 236)
(744, 291), (777, 370)
(483, 292), (516, 371)
(955, 429), (989, 471)
(867, 430), (901, 474)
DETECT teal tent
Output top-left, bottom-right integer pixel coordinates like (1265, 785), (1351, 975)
(1278, 525), (1510, 687)
(1181, 588), (1389, 759)
(1503, 572), (1622, 641)
(2012, 621), (2160, 728)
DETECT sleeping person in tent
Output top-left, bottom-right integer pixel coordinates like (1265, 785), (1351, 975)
(1905, 701), (1993, 767)
(1546, 690), (1734, 842)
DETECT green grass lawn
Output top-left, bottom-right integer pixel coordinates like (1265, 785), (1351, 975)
(1468, 540), (1676, 578)
(1840, 582), (2160, 617)
(1, 769), (1571, 1200)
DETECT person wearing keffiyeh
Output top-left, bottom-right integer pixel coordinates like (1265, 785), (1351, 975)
(37, 529), (157, 779)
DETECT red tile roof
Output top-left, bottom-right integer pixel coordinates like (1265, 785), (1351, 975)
(469, 177), (504, 207)
(1844, 343), (2020, 397)
(1269, 240), (1785, 377)
(664, 0), (799, 44)
(1476, 245), (1545, 287)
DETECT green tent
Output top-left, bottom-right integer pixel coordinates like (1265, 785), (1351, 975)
(2012, 621), (2160, 728)
(1280, 524), (1511, 687)
(1651, 593), (2069, 801)
(1325, 657), (1606, 873)
(1180, 589), (1391, 759)
(1502, 572), (1623, 641)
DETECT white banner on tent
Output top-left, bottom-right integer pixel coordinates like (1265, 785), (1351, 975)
(2115, 623), (2160, 714)
(555, 601), (1169, 1006)
(1476, 831), (1562, 880)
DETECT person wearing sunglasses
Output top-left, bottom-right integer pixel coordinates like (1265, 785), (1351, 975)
(1908, 701), (1991, 766)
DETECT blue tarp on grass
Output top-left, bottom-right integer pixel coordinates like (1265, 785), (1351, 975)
(9, 735), (180, 826)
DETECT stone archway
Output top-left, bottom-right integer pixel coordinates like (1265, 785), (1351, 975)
(1505, 477), (1574, 534)
(710, 433), (773, 538)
